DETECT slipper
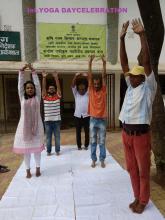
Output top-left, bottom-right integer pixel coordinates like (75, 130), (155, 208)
(0, 166), (10, 173)
(0, 165), (8, 169)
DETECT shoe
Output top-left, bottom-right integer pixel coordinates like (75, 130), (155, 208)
(84, 147), (88, 150)
(78, 147), (82, 150)
(0, 165), (10, 173)
(129, 198), (139, 211)
(91, 161), (96, 168)
(47, 152), (51, 156)
(56, 152), (60, 156)
(0, 165), (8, 169)
(133, 203), (146, 214)
(101, 161), (105, 168)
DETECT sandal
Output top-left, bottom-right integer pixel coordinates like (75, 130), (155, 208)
(0, 165), (10, 173)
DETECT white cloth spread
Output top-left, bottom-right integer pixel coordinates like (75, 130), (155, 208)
(0, 146), (164, 220)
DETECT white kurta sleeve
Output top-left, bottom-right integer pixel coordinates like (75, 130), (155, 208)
(18, 70), (25, 101)
(32, 71), (41, 101)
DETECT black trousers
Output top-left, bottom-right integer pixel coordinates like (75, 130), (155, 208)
(75, 116), (90, 149)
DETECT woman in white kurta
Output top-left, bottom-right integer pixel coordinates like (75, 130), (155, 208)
(13, 64), (44, 178)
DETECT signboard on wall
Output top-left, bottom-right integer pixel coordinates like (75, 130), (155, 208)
(38, 23), (106, 59)
(0, 31), (21, 61)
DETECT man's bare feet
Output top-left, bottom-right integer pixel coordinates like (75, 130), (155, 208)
(101, 161), (105, 168)
(91, 161), (96, 168)
(56, 152), (60, 156)
(36, 167), (41, 177)
(129, 198), (139, 211)
(26, 169), (32, 178)
(133, 203), (146, 214)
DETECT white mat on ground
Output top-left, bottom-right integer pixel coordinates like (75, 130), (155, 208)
(0, 145), (164, 220)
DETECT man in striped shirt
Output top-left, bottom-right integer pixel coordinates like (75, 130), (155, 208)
(42, 71), (61, 156)
(119, 19), (157, 214)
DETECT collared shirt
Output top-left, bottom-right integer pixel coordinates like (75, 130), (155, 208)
(119, 71), (157, 125)
(43, 94), (61, 121)
(72, 86), (89, 118)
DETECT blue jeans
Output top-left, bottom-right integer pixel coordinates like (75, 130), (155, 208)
(45, 121), (61, 153)
(90, 117), (106, 161)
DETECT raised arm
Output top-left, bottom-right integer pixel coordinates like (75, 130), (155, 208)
(52, 71), (61, 97)
(132, 18), (151, 76)
(28, 64), (41, 100)
(120, 21), (130, 74)
(42, 70), (47, 97)
(71, 73), (81, 88)
(101, 55), (106, 86)
(88, 55), (95, 87)
(18, 64), (28, 100)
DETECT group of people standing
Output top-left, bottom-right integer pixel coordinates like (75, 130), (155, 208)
(13, 54), (107, 178)
(72, 54), (107, 168)
(11, 19), (157, 214)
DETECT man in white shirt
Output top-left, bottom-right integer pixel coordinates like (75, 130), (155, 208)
(119, 19), (157, 214)
(72, 73), (89, 150)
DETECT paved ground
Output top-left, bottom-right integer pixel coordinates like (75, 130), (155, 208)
(0, 129), (165, 216)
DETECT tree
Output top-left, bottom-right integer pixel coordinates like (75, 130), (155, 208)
(137, 0), (165, 186)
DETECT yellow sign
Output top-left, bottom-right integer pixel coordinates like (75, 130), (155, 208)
(38, 23), (106, 59)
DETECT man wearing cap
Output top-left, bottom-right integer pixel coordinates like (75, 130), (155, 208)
(119, 19), (157, 214)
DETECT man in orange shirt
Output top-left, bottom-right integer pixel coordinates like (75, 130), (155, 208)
(88, 55), (107, 168)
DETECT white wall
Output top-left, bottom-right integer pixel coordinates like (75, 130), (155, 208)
(119, 0), (165, 67)
(36, 0), (107, 25)
(0, 0), (25, 61)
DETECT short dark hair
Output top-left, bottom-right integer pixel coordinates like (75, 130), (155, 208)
(76, 78), (88, 90)
(24, 81), (36, 99)
(47, 83), (57, 91)
(93, 75), (102, 85)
